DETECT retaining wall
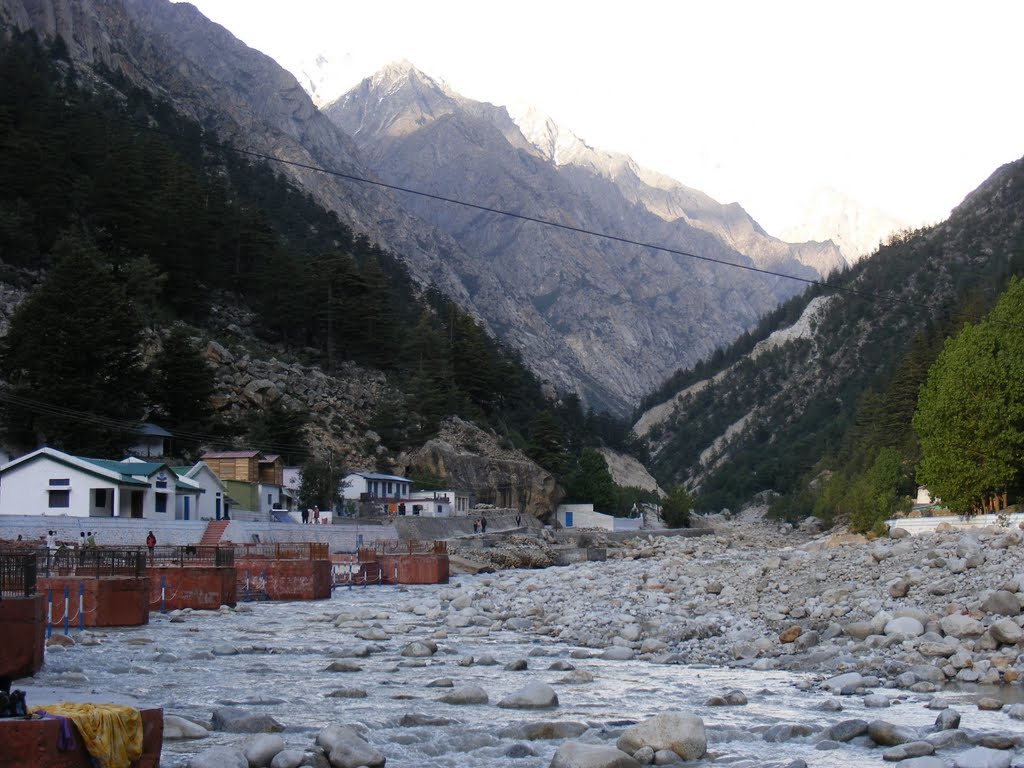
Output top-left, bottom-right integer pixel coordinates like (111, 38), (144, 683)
(378, 553), (450, 584)
(0, 516), (400, 552)
(392, 510), (528, 541)
(36, 577), (149, 627)
(235, 559), (332, 601)
(886, 512), (1024, 535)
(148, 566), (236, 611)
(0, 593), (45, 679)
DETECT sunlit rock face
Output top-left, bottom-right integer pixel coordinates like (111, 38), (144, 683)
(326, 63), (845, 415)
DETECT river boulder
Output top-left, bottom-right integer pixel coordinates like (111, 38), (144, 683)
(616, 712), (706, 761)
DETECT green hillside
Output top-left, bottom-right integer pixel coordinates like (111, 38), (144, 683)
(639, 153), (1024, 519)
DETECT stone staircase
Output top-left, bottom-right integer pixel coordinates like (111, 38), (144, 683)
(199, 519), (230, 547)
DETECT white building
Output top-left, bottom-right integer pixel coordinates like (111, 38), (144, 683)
(0, 447), (194, 520)
(399, 489), (471, 517)
(172, 461), (227, 521)
(342, 472), (411, 502)
(555, 503), (642, 532)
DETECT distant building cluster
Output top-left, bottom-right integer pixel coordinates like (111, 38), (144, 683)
(0, 428), (475, 524)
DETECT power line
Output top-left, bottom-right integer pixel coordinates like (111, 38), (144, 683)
(191, 132), (943, 315)
(214, 135), (1024, 331)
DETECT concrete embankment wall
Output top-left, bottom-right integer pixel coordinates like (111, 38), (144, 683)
(0, 512), (709, 552)
(886, 512), (1024, 535)
(0, 516), (398, 552)
(392, 510), (530, 541)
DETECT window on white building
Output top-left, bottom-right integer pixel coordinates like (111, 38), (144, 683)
(48, 489), (70, 508)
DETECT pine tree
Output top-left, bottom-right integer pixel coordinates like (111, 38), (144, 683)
(0, 235), (144, 455)
(526, 410), (571, 476)
(149, 325), (215, 437)
(569, 448), (618, 513)
(914, 278), (1024, 514)
(297, 455), (346, 510)
(245, 404), (309, 465)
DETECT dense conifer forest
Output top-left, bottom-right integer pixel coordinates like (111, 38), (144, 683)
(0, 31), (645, 509)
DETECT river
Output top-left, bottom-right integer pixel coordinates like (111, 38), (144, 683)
(24, 573), (1020, 767)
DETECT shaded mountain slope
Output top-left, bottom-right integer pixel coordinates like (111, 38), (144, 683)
(634, 155), (1024, 509)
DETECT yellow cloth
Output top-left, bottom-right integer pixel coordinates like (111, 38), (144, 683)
(31, 702), (143, 768)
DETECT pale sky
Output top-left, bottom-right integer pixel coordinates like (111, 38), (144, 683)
(181, 0), (1024, 236)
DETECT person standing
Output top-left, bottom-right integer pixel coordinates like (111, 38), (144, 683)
(86, 531), (96, 548)
(146, 530), (156, 563)
(46, 530), (56, 551)
(301, 508), (309, 524)
(313, 506), (320, 524)
(472, 519), (478, 534)
(515, 513), (522, 528)
(480, 516), (487, 533)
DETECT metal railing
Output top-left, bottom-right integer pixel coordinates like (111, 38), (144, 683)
(0, 550), (37, 598)
(234, 542), (329, 561)
(37, 548), (146, 579)
(148, 545), (234, 568)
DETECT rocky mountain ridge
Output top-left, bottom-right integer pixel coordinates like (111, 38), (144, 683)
(326, 61), (846, 413)
(507, 102), (848, 277)
(780, 186), (910, 262)
(2, 0), (843, 416)
(0, 0), (491, 314)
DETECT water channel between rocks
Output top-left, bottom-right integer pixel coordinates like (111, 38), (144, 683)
(23, 574), (1020, 768)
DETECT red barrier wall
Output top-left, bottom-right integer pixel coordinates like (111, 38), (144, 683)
(148, 566), (236, 610)
(0, 593), (46, 679)
(37, 577), (149, 628)
(379, 554), (450, 584)
(235, 559), (332, 601)
(0, 706), (163, 768)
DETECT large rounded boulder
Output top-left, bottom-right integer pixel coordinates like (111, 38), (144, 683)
(616, 712), (706, 761)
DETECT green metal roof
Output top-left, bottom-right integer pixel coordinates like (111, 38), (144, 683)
(0, 450), (150, 487)
(82, 458), (198, 492)
(85, 459), (168, 476)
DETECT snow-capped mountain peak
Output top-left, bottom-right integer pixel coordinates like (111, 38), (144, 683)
(507, 103), (590, 166)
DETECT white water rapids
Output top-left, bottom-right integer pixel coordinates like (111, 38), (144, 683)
(22, 574), (1019, 767)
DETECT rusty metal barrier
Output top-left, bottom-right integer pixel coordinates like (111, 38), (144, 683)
(149, 545), (234, 568)
(0, 549), (38, 597)
(38, 547), (146, 578)
(234, 542), (329, 561)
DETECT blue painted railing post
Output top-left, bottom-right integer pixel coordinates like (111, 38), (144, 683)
(63, 585), (69, 635)
(78, 583), (84, 631)
(347, 563), (352, 591)
(46, 589), (52, 639)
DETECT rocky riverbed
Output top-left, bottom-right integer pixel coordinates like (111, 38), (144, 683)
(20, 516), (1024, 767)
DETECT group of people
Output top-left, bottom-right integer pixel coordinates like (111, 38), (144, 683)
(300, 506), (321, 524)
(472, 516), (488, 534)
(39, 530), (96, 550)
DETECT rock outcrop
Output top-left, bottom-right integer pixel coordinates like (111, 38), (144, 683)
(204, 338), (395, 468)
(399, 418), (562, 519)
